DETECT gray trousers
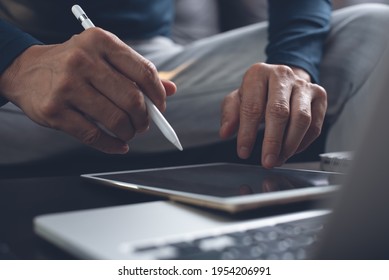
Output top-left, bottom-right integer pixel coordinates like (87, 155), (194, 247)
(1, 3), (389, 165)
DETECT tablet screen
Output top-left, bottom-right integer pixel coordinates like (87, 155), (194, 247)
(93, 163), (342, 198)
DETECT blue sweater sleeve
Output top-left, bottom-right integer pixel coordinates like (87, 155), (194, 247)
(0, 19), (42, 106)
(266, 0), (331, 83)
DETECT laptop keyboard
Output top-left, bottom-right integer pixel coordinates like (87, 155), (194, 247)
(134, 215), (327, 260)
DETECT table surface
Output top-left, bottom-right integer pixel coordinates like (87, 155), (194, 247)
(0, 175), (162, 259)
(0, 162), (321, 259)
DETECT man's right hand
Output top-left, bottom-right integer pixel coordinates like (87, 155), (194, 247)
(0, 28), (176, 153)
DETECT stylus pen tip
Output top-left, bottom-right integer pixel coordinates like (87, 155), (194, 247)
(175, 140), (183, 151)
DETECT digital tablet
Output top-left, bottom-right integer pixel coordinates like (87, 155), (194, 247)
(81, 163), (343, 213)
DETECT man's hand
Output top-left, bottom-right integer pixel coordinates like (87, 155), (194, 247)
(0, 28), (176, 154)
(220, 63), (327, 169)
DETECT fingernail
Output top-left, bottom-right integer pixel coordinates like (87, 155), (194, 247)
(265, 154), (278, 167)
(239, 146), (250, 159)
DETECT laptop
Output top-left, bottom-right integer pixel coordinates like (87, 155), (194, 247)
(33, 82), (389, 260)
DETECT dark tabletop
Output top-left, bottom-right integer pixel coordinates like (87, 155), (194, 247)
(0, 175), (160, 259)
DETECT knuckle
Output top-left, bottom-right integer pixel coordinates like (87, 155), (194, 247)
(246, 63), (261, 74)
(241, 102), (263, 119)
(244, 63), (266, 78)
(276, 81), (290, 93)
(128, 90), (144, 110)
(116, 86), (144, 112)
(295, 109), (312, 129)
(40, 100), (61, 120)
(87, 28), (110, 42)
(80, 127), (101, 146)
(64, 48), (90, 71)
(294, 78), (307, 88)
(313, 84), (328, 101)
(267, 101), (290, 120)
(140, 59), (158, 82)
(56, 75), (74, 93)
(263, 136), (282, 148)
(80, 28), (120, 51)
(274, 65), (294, 79)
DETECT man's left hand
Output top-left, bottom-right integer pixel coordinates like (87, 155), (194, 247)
(220, 63), (327, 169)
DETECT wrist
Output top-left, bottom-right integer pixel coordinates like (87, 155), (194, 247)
(0, 45), (43, 104)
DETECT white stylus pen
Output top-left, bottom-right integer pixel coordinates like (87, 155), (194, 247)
(71, 4), (183, 151)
